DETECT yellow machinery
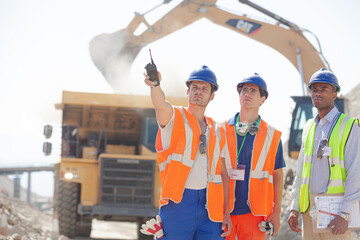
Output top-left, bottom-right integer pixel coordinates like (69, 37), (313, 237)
(54, 91), (187, 238)
(90, 0), (328, 91)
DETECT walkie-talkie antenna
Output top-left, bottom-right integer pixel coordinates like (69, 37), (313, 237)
(149, 49), (155, 64)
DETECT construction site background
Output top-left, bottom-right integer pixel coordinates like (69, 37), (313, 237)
(0, 83), (359, 239)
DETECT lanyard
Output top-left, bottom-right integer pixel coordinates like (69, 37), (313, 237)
(237, 134), (247, 164)
(235, 114), (247, 164)
(326, 112), (341, 139)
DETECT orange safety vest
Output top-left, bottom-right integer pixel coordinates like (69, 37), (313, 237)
(225, 119), (281, 217)
(155, 107), (226, 222)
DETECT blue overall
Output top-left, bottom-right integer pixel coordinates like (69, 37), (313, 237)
(158, 188), (224, 240)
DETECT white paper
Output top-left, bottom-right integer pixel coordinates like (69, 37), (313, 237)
(314, 195), (360, 228)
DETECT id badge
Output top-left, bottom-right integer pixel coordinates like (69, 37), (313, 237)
(323, 146), (332, 156)
(230, 164), (245, 181)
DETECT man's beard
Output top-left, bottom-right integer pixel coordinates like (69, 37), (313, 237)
(190, 95), (210, 107)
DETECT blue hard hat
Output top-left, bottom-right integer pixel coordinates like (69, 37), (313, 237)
(237, 73), (268, 99)
(186, 65), (218, 91)
(308, 68), (340, 92)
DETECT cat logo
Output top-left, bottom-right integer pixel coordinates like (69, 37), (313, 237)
(226, 19), (262, 35)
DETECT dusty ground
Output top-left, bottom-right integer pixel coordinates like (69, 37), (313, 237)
(0, 195), (52, 240)
(0, 192), (140, 240)
(1, 185), (360, 240)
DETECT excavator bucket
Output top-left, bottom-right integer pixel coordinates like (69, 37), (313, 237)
(89, 29), (142, 92)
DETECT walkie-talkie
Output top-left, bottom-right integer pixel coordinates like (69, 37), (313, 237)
(145, 49), (160, 87)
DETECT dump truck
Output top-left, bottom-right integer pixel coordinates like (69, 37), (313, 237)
(53, 91), (187, 238)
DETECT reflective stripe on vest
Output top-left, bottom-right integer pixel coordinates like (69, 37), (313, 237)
(225, 119), (281, 217)
(299, 114), (357, 213)
(155, 107), (225, 222)
(206, 121), (226, 222)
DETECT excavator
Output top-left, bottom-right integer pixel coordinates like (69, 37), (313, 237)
(89, 0), (344, 161)
(50, 1), (345, 239)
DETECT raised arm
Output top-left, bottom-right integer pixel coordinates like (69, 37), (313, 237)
(144, 72), (173, 127)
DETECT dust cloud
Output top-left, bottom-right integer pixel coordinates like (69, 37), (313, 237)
(89, 27), (189, 101)
(89, 29), (140, 93)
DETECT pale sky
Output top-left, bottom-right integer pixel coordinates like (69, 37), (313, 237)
(0, 0), (359, 197)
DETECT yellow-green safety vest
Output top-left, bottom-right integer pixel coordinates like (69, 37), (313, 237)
(299, 113), (358, 213)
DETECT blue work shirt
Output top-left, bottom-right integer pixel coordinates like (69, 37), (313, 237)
(290, 107), (360, 213)
(226, 113), (286, 215)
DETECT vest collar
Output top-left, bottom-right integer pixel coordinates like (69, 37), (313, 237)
(314, 106), (339, 125)
(228, 112), (262, 126)
(228, 112), (238, 126)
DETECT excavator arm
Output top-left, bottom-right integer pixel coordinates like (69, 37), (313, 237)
(90, 0), (327, 91)
(204, 6), (325, 86)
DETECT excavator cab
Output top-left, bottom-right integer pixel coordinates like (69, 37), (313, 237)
(288, 96), (345, 159)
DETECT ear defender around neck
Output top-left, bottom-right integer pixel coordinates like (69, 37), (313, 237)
(235, 116), (260, 136)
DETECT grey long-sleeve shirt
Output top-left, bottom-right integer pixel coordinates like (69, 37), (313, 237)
(290, 107), (360, 213)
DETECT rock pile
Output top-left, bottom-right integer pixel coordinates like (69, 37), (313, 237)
(0, 196), (63, 240)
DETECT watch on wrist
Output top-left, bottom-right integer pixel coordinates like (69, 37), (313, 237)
(339, 212), (350, 221)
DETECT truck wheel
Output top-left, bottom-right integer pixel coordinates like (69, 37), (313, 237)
(56, 181), (79, 238)
(137, 217), (155, 239)
(76, 215), (92, 237)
